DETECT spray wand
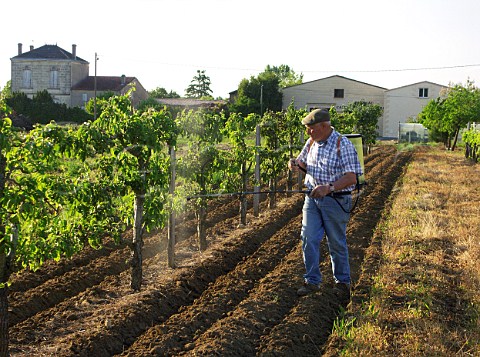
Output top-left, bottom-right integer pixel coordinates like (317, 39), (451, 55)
(186, 188), (311, 201)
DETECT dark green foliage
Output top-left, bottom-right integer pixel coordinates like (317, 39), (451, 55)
(149, 87), (180, 98)
(185, 70), (213, 99)
(330, 100), (382, 147)
(229, 64), (301, 116)
(7, 90), (92, 125)
(263, 64), (303, 88)
(230, 73), (282, 116)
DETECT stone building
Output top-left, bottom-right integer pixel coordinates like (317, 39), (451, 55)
(10, 43), (148, 108)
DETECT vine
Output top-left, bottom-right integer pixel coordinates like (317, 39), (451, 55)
(221, 112), (260, 226)
(463, 127), (480, 162)
(176, 107), (225, 251)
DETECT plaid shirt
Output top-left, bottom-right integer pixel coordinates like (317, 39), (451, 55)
(297, 129), (363, 192)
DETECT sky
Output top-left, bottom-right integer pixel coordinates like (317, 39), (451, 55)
(2, 0), (480, 99)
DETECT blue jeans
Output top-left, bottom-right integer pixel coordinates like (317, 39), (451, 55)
(301, 194), (352, 285)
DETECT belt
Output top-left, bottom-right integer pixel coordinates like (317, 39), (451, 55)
(328, 191), (351, 197)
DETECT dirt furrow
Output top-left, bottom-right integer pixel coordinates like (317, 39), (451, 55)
(364, 145), (396, 166)
(120, 214), (303, 356)
(183, 243), (307, 356)
(8, 197), (244, 327)
(9, 238), (128, 294)
(10, 195), (304, 357)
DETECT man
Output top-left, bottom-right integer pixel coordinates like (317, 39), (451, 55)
(288, 108), (362, 297)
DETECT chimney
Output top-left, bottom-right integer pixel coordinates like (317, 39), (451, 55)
(18, 43), (22, 55)
(121, 74), (126, 85)
(72, 44), (77, 59)
(30, 45), (34, 51)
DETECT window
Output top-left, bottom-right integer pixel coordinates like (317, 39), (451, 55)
(50, 68), (59, 88)
(334, 89), (344, 98)
(419, 88), (429, 98)
(22, 69), (32, 88)
(81, 94), (88, 109)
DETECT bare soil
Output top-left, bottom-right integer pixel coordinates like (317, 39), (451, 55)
(8, 144), (412, 356)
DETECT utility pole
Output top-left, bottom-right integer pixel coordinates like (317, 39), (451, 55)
(260, 84), (263, 116)
(94, 52), (99, 120)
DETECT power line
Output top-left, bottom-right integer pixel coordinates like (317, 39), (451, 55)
(115, 56), (480, 74)
(306, 63), (480, 74)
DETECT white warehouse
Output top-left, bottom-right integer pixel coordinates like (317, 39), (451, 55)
(282, 75), (448, 139)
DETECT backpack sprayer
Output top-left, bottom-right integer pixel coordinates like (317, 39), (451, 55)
(186, 134), (366, 212)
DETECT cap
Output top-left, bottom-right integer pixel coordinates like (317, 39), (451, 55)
(301, 109), (330, 125)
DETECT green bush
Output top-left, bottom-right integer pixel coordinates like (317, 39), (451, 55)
(7, 90), (92, 125)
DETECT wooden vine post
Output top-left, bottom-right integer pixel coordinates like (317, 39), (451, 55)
(253, 124), (261, 217)
(168, 146), (176, 267)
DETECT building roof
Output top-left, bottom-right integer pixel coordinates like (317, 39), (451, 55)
(282, 75), (388, 91)
(71, 76), (136, 91)
(154, 98), (227, 108)
(385, 80), (448, 92)
(11, 44), (88, 63)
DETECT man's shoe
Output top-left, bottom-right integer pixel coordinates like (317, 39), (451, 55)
(297, 282), (320, 296)
(333, 283), (351, 298)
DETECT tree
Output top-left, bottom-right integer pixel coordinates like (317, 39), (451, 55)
(417, 97), (449, 145)
(149, 87), (180, 99)
(230, 72), (282, 116)
(185, 70), (213, 99)
(441, 81), (480, 150)
(263, 64), (303, 88)
(419, 80), (480, 150)
(7, 90), (91, 125)
(331, 101), (382, 153)
(0, 81), (11, 99)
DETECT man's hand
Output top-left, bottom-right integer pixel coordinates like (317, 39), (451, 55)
(310, 184), (330, 198)
(288, 158), (306, 173)
(288, 158), (299, 171)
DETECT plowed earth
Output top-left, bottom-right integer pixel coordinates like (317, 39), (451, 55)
(8, 144), (412, 356)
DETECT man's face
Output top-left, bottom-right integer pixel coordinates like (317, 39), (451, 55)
(306, 122), (327, 141)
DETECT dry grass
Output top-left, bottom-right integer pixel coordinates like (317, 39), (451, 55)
(330, 145), (480, 356)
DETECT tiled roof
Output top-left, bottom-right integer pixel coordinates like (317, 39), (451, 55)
(71, 76), (136, 91)
(12, 44), (88, 63)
